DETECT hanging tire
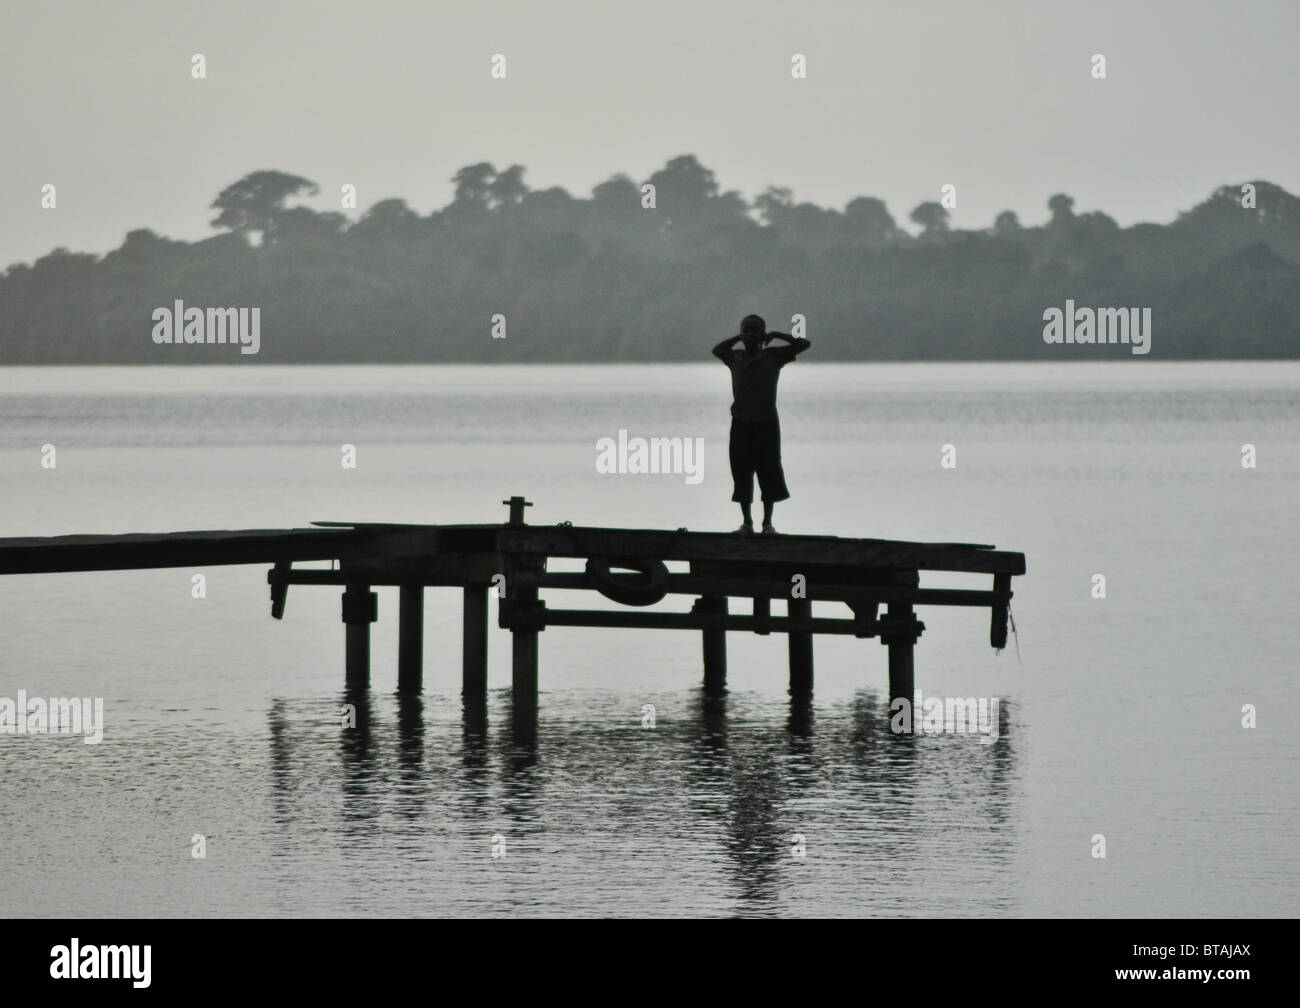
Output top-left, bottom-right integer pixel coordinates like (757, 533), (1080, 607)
(585, 556), (670, 606)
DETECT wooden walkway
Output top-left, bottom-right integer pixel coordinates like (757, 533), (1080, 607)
(0, 496), (1026, 730)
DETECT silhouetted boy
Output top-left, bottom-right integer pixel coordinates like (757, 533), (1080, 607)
(712, 314), (811, 534)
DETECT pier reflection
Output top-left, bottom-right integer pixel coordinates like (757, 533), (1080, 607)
(266, 688), (1018, 915)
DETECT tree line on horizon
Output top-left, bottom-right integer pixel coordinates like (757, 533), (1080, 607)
(3, 155), (1298, 362)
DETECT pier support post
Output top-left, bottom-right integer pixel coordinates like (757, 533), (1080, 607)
(695, 595), (727, 696)
(341, 584), (378, 690)
(511, 584), (540, 715)
(879, 600), (924, 731)
(990, 573), (1011, 649)
(886, 623), (914, 706)
(788, 597), (813, 698)
(398, 584), (424, 694)
(463, 583), (489, 703)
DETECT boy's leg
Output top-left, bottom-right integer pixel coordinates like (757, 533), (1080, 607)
(755, 421), (790, 527)
(729, 419), (756, 531)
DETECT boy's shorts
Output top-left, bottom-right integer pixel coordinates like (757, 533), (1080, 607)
(729, 418), (790, 504)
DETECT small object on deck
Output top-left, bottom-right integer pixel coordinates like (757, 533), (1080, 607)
(502, 496), (533, 527)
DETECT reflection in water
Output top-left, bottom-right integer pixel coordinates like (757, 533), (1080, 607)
(507, 689), (539, 771)
(462, 695), (488, 766)
(394, 693), (425, 820)
(264, 687), (1020, 916)
(339, 687), (377, 839)
(788, 692), (814, 746)
(688, 691), (786, 912)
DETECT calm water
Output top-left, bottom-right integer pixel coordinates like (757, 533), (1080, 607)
(0, 362), (1297, 917)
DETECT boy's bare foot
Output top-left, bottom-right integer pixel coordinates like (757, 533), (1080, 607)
(761, 523), (777, 535)
(735, 522), (754, 535)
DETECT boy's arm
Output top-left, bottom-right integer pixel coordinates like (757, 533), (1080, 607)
(765, 332), (811, 361)
(711, 335), (740, 361)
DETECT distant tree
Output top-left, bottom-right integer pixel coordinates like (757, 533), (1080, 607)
(592, 174), (640, 212)
(649, 154), (718, 203)
(648, 155), (720, 234)
(451, 163), (497, 209)
(489, 164), (528, 210)
(31, 246), (98, 278)
(274, 207), (348, 243)
(1176, 183), (1300, 227)
(1235, 181), (1299, 226)
(843, 196), (899, 244)
(589, 174), (645, 245)
(1174, 181), (1300, 261)
(778, 202), (841, 247)
(754, 186), (795, 226)
(188, 231), (250, 259)
(357, 198), (419, 228)
(518, 186), (582, 232)
(711, 190), (752, 227)
(1047, 193), (1076, 225)
(109, 228), (177, 264)
(346, 199), (421, 257)
(1073, 210), (1118, 237)
(210, 170), (319, 245)
(910, 201), (950, 237)
(993, 210), (1022, 235)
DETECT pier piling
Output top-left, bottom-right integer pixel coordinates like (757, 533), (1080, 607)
(697, 595), (728, 695)
(463, 583), (489, 702)
(398, 584), (424, 693)
(511, 583), (540, 713)
(991, 573), (1011, 649)
(880, 600), (924, 726)
(788, 597), (813, 697)
(342, 583), (378, 689)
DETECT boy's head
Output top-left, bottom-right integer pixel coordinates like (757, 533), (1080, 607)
(740, 314), (766, 349)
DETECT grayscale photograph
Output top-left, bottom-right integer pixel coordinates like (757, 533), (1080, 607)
(0, 0), (1293, 958)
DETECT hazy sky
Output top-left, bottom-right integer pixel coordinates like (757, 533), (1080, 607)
(3, 0), (1297, 269)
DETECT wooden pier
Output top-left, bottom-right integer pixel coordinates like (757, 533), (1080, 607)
(0, 496), (1025, 731)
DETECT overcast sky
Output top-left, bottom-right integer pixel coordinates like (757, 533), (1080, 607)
(2, 0), (1297, 269)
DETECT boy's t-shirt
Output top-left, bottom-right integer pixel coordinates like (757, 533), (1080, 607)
(723, 344), (799, 422)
